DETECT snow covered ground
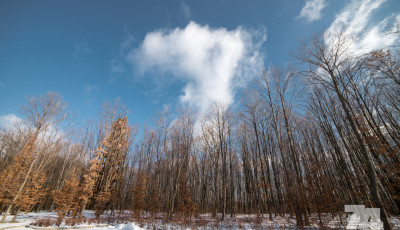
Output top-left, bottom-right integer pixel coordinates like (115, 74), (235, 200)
(0, 211), (141, 230)
(1, 211), (399, 229)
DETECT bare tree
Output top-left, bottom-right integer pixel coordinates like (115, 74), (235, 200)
(297, 33), (395, 230)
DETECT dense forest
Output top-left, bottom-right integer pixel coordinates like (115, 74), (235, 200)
(0, 33), (399, 229)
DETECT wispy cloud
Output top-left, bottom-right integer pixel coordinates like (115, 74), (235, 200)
(109, 26), (136, 82)
(83, 84), (99, 105)
(73, 38), (91, 57)
(0, 114), (23, 129)
(85, 84), (99, 92)
(181, 2), (191, 20)
(324, 0), (398, 53)
(297, 0), (327, 22)
(0, 82), (5, 87)
(129, 21), (266, 118)
(110, 58), (125, 75)
(120, 26), (135, 54)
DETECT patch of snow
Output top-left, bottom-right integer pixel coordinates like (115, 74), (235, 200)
(115, 223), (144, 230)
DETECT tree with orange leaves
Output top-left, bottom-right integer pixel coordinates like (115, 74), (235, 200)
(79, 116), (130, 218)
(0, 92), (67, 223)
(53, 177), (81, 225)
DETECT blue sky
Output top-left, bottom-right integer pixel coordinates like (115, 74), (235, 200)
(0, 0), (399, 128)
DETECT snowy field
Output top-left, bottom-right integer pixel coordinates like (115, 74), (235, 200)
(1, 211), (400, 229)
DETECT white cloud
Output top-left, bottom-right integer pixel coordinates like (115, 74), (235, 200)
(0, 114), (22, 130)
(324, 0), (399, 54)
(298, 0), (327, 22)
(129, 21), (266, 117)
(0, 114), (65, 144)
(181, 2), (191, 20)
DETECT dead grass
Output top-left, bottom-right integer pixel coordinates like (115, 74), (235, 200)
(31, 218), (56, 227)
(64, 216), (86, 226)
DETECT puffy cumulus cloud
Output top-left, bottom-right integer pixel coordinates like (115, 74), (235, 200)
(298, 0), (327, 22)
(0, 114), (23, 130)
(129, 21), (266, 116)
(324, 0), (399, 54)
